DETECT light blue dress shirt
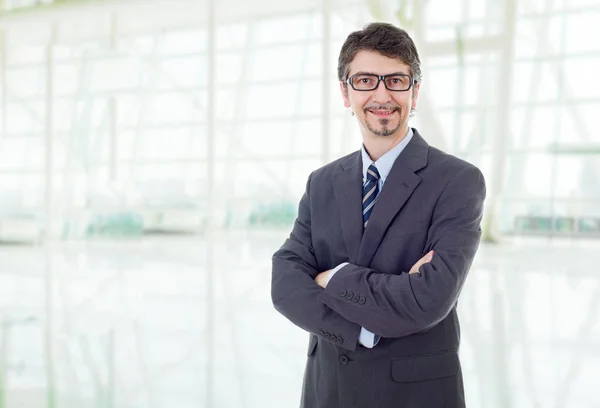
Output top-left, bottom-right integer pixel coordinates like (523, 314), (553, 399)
(326, 128), (414, 348)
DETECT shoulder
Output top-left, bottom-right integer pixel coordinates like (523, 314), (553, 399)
(418, 143), (486, 200)
(308, 150), (361, 184)
(426, 145), (483, 181)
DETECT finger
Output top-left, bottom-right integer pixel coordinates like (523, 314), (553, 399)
(410, 252), (434, 274)
(420, 250), (433, 262)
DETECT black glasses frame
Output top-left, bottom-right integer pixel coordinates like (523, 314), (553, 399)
(346, 73), (416, 92)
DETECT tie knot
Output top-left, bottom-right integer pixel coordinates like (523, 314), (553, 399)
(366, 165), (380, 182)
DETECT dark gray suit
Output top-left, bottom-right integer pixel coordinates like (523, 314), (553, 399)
(271, 129), (486, 408)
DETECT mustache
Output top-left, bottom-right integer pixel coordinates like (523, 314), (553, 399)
(364, 104), (400, 111)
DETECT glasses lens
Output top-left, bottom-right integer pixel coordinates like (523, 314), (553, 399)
(385, 75), (411, 91)
(350, 74), (378, 90)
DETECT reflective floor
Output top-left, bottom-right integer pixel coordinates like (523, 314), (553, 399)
(0, 231), (598, 407)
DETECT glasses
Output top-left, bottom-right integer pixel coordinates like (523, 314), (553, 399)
(347, 73), (416, 92)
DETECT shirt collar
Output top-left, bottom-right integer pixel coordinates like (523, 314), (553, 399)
(361, 127), (414, 183)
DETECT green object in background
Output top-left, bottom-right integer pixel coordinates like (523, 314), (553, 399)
(515, 215), (600, 234)
(514, 216), (552, 232)
(553, 217), (575, 233)
(86, 212), (144, 238)
(248, 201), (297, 227)
(579, 218), (600, 233)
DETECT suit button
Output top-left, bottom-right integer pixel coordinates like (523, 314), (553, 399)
(325, 332), (331, 339)
(352, 294), (360, 303)
(337, 336), (344, 344)
(339, 289), (347, 298)
(339, 355), (349, 365)
(359, 296), (366, 305)
(345, 291), (354, 300)
(318, 330), (325, 336)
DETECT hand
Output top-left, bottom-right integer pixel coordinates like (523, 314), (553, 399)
(409, 250), (434, 274)
(315, 269), (333, 288)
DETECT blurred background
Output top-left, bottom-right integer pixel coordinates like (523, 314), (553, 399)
(0, 0), (598, 407)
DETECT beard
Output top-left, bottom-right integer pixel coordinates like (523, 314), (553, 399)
(366, 117), (401, 136)
(363, 107), (403, 136)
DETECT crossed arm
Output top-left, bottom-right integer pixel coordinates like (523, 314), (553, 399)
(314, 250), (433, 288)
(271, 165), (485, 349)
(271, 173), (365, 351)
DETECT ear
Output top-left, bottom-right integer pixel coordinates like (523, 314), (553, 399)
(411, 81), (421, 110)
(340, 81), (351, 108)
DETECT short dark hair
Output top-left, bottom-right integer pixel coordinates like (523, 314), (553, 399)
(337, 22), (422, 86)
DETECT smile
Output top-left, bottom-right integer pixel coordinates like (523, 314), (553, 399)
(367, 109), (397, 117)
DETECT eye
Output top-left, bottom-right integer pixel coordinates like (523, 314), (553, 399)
(351, 75), (378, 89)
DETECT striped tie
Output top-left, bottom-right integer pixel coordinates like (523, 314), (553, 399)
(362, 164), (380, 228)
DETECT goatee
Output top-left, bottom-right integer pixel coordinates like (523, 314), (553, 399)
(366, 118), (401, 137)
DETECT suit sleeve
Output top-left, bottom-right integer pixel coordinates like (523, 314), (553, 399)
(271, 172), (362, 351)
(319, 165), (486, 338)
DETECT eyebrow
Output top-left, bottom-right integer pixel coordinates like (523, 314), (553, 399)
(352, 71), (409, 76)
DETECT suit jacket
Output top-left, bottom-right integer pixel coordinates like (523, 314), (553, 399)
(271, 129), (486, 408)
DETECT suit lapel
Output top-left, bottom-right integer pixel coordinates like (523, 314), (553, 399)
(332, 151), (363, 264)
(357, 129), (430, 267)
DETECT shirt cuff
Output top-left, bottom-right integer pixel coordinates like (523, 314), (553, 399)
(358, 328), (380, 348)
(326, 262), (349, 284)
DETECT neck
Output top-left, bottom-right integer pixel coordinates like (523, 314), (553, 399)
(363, 126), (409, 162)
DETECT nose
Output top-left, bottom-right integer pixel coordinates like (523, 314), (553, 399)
(372, 78), (392, 103)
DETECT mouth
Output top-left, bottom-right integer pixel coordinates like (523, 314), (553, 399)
(366, 108), (398, 118)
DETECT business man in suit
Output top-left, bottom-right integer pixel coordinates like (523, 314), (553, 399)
(271, 22), (486, 408)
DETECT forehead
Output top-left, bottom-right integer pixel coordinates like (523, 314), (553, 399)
(349, 50), (410, 75)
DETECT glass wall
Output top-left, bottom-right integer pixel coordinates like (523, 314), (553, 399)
(0, 0), (599, 407)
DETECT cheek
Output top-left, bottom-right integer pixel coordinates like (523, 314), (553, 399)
(354, 96), (372, 112)
(347, 101), (360, 113)
(394, 96), (412, 111)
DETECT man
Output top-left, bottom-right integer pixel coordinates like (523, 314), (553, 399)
(271, 22), (485, 408)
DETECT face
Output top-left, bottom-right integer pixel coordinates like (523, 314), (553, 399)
(340, 50), (420, 141)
